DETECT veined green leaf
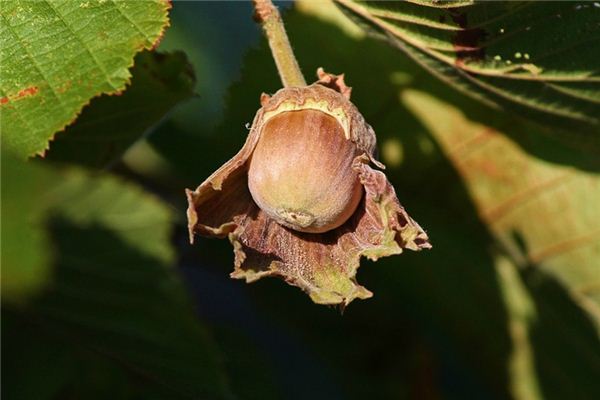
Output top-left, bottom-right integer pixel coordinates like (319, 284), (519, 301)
(335, 0), (600, 143)
(402, 88), (600, 336)
(0, 0), (171, 157)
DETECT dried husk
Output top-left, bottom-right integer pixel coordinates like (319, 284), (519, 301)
(186, 69), (430, 306)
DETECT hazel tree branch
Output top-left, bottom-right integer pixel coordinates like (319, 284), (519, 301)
(252, 0), (307, 88)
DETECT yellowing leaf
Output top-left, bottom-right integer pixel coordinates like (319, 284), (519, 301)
(402, 88), (600, 333)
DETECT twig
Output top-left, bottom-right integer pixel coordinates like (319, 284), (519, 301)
(252, 0), (306, 87)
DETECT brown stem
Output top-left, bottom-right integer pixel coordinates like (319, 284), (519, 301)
(252, 0), (306, 87)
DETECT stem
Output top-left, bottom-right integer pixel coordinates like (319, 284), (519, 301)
(252, 0), (306, 87)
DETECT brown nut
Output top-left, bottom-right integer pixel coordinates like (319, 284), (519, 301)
(248, 108), (362, 233)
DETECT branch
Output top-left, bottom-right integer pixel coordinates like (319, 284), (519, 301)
(253, 0), (306, 88)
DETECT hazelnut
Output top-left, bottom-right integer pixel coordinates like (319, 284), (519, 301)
(248, 109), (362, 233)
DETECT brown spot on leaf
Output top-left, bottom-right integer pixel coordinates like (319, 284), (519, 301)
(15, 86), (38, 99)
(0, 86), (39, 105)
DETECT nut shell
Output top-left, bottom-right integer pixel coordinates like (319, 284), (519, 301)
(248, 109), (362, 233)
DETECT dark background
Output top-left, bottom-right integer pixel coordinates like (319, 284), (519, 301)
(3, 2), (600, 400)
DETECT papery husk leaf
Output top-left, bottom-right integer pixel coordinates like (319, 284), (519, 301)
(228, 155), (430, 305)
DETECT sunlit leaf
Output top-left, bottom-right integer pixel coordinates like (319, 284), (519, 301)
(0, 0), (171, 157)
(403, 88), (600, 331)
(1, 153), (59, 301)
(401, 85), (600, 399)
(334, 0), (600, 145)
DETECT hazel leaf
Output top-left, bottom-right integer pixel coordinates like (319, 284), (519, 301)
(0, 0), (171, 157)
(334, 0), (600, 147)
(402, 88), (600, 334)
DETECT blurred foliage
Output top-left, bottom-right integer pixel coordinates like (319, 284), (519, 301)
(156, 0), (259, 132)
(2, 153), (59, 300)
(2, 1), (600, 400)
(2, 152), (231, 399)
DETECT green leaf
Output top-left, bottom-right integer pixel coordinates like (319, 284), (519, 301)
(334, 0), (600, 145)
(1, 155), (232, 399)
(0, 0), (171, 157)
(45, 50), (195, 168)
(402, 87), (600, 331)
(401, 86), (600, 399)
(1, 153), (59, 301)
(494, 255), (543, 400)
